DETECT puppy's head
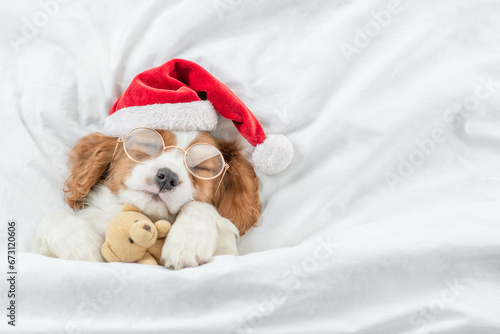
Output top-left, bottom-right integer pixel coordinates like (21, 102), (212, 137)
(64, 130), (261, 235)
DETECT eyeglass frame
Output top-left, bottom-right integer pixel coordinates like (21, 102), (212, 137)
(111, 127), (230, 191)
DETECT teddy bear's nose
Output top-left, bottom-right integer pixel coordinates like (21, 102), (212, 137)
(143, 225), (151, 231)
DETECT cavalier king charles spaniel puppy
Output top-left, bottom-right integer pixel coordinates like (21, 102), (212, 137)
(35, 127), (261, 269)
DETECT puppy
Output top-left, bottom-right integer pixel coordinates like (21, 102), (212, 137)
(35, 128), (261, 269)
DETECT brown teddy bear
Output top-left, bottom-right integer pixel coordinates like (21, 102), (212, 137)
(101, 203), (171, 265)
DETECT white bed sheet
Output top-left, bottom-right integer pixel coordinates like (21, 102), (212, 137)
(1, 0), (500, 333)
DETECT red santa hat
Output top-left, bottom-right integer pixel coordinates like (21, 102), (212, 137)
(103, 58), (293, 175)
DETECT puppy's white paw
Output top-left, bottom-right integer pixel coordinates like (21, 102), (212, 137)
(161, 232), (216, 270)
(56, 227), (104, 262)
(161, 202), (219, 270)
(36, 210), (105, 262)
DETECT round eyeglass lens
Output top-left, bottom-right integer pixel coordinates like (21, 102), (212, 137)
(124, 128), (164, 162)
(185, 144), (224, 179)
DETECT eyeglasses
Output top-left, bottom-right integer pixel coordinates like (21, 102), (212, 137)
(112, 127), (229, 185)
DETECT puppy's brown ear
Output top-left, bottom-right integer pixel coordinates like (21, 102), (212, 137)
(64, 133), (117, 210)
(213, 140), (261, 236)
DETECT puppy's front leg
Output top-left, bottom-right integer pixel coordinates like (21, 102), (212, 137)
(161, 201), (238, 270)
(35, 210), (105, 262)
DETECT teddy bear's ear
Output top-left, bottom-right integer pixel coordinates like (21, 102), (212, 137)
(155, 220), (172, 238)
(101, 241), (121, 262)
(122, 203), (141, 212)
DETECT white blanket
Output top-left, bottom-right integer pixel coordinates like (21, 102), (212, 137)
(1, 0), (500, 333)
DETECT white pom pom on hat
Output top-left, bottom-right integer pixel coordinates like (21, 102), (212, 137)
(252, 134), (294, 175)
(103, 58), (294, 175)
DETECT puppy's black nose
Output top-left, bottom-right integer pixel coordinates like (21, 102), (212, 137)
(155, 168), (179, 191)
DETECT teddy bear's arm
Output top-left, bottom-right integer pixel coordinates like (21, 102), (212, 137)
(137, 252), (158, 265)
(155, 220), (171, 238)
(101, 242), (121, 262)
